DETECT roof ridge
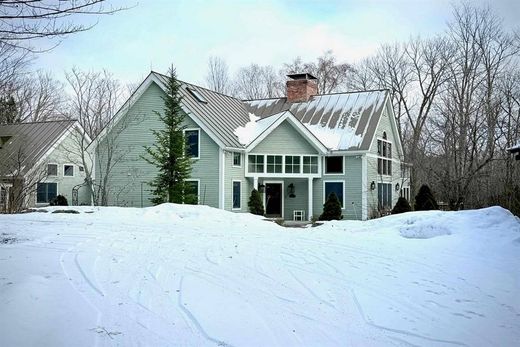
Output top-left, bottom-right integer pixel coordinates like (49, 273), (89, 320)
(0, 119), (76, 126)
(244, 89), (389, 103)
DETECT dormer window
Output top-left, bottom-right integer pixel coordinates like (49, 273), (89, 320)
(0, 135), (12, 149)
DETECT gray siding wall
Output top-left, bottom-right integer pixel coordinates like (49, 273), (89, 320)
(96, 82), (220, 208)
(251, 120), (318, 155)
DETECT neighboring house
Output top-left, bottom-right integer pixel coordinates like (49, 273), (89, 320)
(95, 72), (410, 220)
(0, 120), (91, 211)
(507, 143), (520, 160)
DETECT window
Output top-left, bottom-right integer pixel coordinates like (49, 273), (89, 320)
(377, 137), (392, 175)
(325, 156), (343, 174)
(64, 165), (74, 177)
(233, 152), (241, 167)
(0, 187), (7, 206)
(47, 164), (58, 176)
(324, 181), (344, 207)
(285, 156), (300, 173)
(185, 180), (199, 204)
(248, 155), (264, 173)
(0, 135), (11, 149)
(37, 183), (57, 203)
(232, 181), (241, 209)
(187, 87), (207, 103)
(400, 186), (410, 202)
(378, 183), (392, 209)
(184, 129), (200, 158)
(267, 155), (283, 173)
(303, 156), (318, 174)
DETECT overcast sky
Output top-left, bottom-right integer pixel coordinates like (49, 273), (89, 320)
(34, 0), (519, 87)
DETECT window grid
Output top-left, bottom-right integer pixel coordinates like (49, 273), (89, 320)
(267, 155), (283, 173)
(285, 156), (301, 174)
(233, 152), (241, 167)
(303, 156), (318, 174)
(377, 138), (392, 175)
(248, 155), (264, 173)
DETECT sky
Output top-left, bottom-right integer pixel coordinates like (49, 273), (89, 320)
(33, 0), (519, 87)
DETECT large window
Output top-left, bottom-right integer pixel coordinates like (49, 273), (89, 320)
(377, 137), (392, 175)
(400, 186), (410, 202)
(185, 180), (199, 204)
(378, 183), (392, 209)
(37, 183), (57, 203)
(303, 156), (318, 174)
(232, 181), (241, 209)
(47, 164), (58, 176)
(233, 152), (241, 167)
(324, 181), (344, 207)
(248, 155), (264, 173)
(64, 165), (74, 177)
(184, 129), (200, 158)
(285, 156), (300, 174)
(325, 156), (343, 174)
(267, 155), (282, 173)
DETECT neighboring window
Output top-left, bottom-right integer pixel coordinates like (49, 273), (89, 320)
(285, 156), (300, 174)
(325, 156), (343, 174)
(232, 181), (241, 209)
(0, 187), (7, 206)
(185, 180), (199, 204)
(187, 87), (207, 103)
(184, 129), (200, 158)
(233, 152), (241, 167)
(400, 186), (410, 202)
(47, 164), (58, 176)
(324, 181), (344, 207)
(64, 165), (74, 177)
(248, 155), (264, 173)
(267, 155), (283, 173)
(303, 156), (318, 174)
(79, 166), (85, 172)
(377, 137), (392, 175)
(37, 183), (57, 203)
(378, 183), (392, 209)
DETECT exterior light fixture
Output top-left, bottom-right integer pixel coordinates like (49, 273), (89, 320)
(288, 183), (296, 198)
(395, 183), (400, 191)
(370, 181), (376, 190)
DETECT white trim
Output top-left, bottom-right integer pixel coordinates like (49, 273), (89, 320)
(246, 111), (328, 154)
(307, 177), (313, 222)
(323, 155), (345, 175)
(231, 179), (242, 210)
(245, 153), (321, 178)
(232, 152), (242, 168)
(323, 180), (346, 208)
(183, 128), (201, 160)
(47, 163), (58, 177)
(185, 179), (200, 203)
(263, 180), (284, 219)
(368, 95), (404, 158)
(63, 163), (75, 177)
(218, 147), (224, 209)
(361, 155), (368, 220)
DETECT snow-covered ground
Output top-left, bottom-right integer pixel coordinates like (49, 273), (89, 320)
(1, 205), (519, 346)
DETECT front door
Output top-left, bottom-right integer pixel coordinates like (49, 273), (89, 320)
(265, 183), (282, 217)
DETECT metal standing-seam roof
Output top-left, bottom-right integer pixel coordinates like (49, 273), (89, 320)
(0, 120), (76, 176)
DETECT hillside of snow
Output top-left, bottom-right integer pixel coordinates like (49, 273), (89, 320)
(1, 205), (519, 346)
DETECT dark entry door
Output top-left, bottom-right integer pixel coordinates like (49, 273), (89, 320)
(265, 183), (282, 217)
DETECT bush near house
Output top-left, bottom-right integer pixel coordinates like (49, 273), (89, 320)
(414, 185), (439, 211)
(392, 197), (411, 214)
(248, 189), (264, 215)
(319, 192), (343, 221)
(50, 195), (68, 206)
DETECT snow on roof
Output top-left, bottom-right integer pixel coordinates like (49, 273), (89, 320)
(233, 112), (285, 146)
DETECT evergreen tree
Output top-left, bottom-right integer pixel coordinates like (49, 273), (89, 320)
(414, 184), (439, 211)
(142, 66), (193, 205)
(392, 196), (411, 214)
(248, 189), (264, 215)
(319, 192), (343, 221)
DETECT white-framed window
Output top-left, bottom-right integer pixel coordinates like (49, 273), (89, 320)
(184, 128), (200, 159)
(323, 181), (345, 208)
(378, 183), (393, 209)
(325, 156), (343, 174)
(185, 179), (199, 204)
(303, 156), (318, 174)
(36, 182), (57, 203)
(232, 152), (241, 167)
(285, 155), (300, 173)
(47, 163), (58, 176)
(232, 180), (241, 210)
(400, 186), (410, 202)
(377, 134), (392, 176)
(248, 155), (264, 173)
(267, 155), (283, 173)
(63, 164), (74, 177)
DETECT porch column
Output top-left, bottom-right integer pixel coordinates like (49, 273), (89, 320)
(253, 176), (259, 190)
(308, 177), (313, 221)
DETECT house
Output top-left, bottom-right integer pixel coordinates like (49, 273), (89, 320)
(94, 72), (410, 220)
(0, 120), (91, 212)
(507, 143), (520, 160)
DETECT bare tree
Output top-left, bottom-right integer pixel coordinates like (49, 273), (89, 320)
(205, 56), (231, 94)
(233, 64), (282, 99)
(0, 0), (127, 51)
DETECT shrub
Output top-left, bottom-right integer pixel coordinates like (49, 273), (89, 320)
(319, 192), (343, 221)
(392, 197), (411, 214)
(414, 185), (439, 211)
(248, 189), (264, 215)
(51, 195), (68, 206)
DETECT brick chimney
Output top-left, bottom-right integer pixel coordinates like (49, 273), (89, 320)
(286, 73), (318, 103)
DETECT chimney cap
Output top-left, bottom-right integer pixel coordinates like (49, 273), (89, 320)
(286, 73), (317, 81)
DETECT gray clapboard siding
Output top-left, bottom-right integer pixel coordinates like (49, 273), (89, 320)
(251, 120), (318, 155)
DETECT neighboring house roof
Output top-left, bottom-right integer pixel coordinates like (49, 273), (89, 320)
(0, 120), (77, 176)
(507, 143), (520, 152)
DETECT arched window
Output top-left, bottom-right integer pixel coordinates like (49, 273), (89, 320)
(382, 131), (387, 140)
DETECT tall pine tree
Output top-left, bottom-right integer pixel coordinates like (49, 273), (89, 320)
(142, 66), (195, 205)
